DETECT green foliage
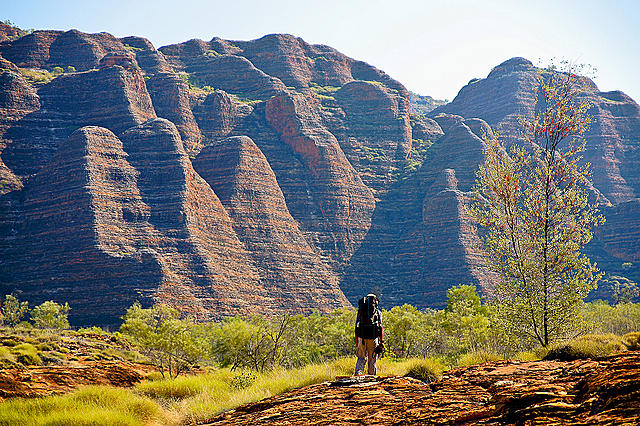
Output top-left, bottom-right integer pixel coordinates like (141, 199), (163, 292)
(308, 81), (340, 94)
(120, 302), (206, 378)
(31, 301), (70, 329)
(177, 72), (215, 94)
(123, 43), (143, 52)
(18, 68), (56, 85)
(209, 309), (353, 371)
(51, 66), (64, 76)
(471, 64), (603, 347)
(0, 385), (166, 425)
(622, 332), (640, 350)
(580, 300), (640, 335)
(605, 276), (640, 304)
(66, 66), (76, 73)
(2, 294), (29, 327)
(0, 346), (18, 368)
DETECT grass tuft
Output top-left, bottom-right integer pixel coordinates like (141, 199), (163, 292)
(0, 386), (169, 426)
(402, 358), (445, 382)
(544, 334), (627, 361)
(11, 343), (42, 366)
(622, 331), (640, 350)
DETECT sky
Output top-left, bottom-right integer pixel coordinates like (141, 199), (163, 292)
(3, 0), (639, 102)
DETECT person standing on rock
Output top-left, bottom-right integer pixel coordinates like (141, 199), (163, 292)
(354, 293), (384, 375)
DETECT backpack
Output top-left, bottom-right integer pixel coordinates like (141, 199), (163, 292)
(355, 294), (382, 339)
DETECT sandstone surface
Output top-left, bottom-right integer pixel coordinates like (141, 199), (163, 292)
(207, 350), (640, 425)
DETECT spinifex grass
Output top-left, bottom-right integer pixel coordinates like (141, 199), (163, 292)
(0, 356), (444, 424)
(138, 356), (443, 422)
(0, 386), (171, 426)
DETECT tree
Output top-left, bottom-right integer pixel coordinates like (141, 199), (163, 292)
(31, 301), (70, 329)
(2, 295), (29, 328)
(120, 302), (205, 378)
(471, 63), (604, 347)
(442, 285), (491, 355)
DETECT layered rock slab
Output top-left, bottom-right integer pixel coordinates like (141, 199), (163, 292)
(193, 136), (348, 311)
(207, 350), (640, 425)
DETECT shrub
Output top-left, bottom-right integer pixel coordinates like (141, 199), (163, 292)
(120, 303), (205, 378)
(544, 334), (627, 361)
(31, 301), (70, 329)
(18, 68), (55, 85)
(66, 66), (76, 73)
(0, 346), (18, 368)
(51, 66), (64, 75)
(2, 294), (29, 327)
(513, 346), (549, 362)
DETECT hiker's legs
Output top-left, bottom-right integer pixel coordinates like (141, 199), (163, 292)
(366, 338), (378, 375)
(355, 338), (367, 375)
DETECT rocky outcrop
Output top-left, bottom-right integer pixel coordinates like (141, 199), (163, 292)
(266, 91), (375, 263)
(0, 363), (144, 399)
(119, 119), (272, 318)
(342, 117), (493, 307)
(144, 71), (202, 153)
(2, 62), (156, 178)
(193, 136), (348, 311)
(3, 26), (640, 324)
(0, 126), (162, 325)
(0, 29), (129, 71)
(207, 350), (640, 425)
(0, 67), (40, 192)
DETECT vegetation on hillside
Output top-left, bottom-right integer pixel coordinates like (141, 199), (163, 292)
(0, 286), (638, 424)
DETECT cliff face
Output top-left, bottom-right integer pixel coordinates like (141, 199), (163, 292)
(1, 27), (639, 324)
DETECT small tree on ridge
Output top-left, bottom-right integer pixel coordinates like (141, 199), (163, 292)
(471, 63), (604, 347)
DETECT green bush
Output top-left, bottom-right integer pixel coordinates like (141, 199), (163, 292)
(0, 346), (18, 368)
(544, 334), (627, 361)
(31, 301), (70, 329)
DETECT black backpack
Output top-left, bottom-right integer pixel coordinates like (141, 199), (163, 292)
(355, 294), (382, 339)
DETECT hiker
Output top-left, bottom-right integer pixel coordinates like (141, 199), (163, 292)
(354, 293), (384, 375)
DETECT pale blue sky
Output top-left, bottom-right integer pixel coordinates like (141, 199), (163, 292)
(3, 0), (639, 102)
